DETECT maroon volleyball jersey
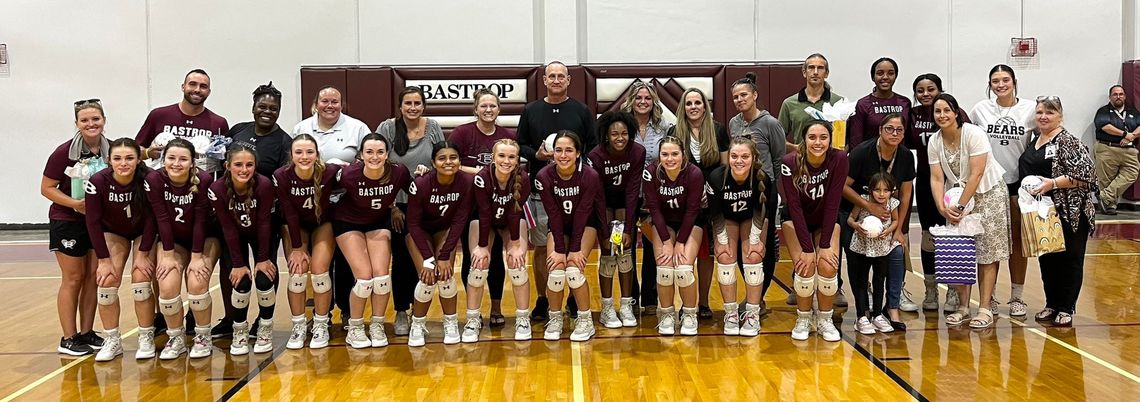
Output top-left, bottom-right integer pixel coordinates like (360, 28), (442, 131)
(448, 122), (516, 168)
(407, 171), (474, 259)
(473, 167), (531, 247)
(333, 163), (411, 226)
(144, 170), (213, 253)
(587, 143), (645, 238)
(274, 164), (342, 249)
(135, 104), (229, 148)
(535, 162), (607, 254)
(208, 174), (275, 267)
(84, 169), (156, 259)
(642, 162), (704, 244)
(779, 150), (848, 253)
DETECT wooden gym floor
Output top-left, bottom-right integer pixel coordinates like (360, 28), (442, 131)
(1, 221), (1139, 401)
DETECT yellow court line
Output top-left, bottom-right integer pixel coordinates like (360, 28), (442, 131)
(905, 270), (1140, 384)
(570, 341), (585, 402)
(0, 283), (223, 402)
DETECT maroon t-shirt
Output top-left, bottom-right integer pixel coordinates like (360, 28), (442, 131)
(535, 162), (607, 254)
(407, 171), (474, 259)
(208, 174), (274, 268)
(779, 150), (848, 253)
(84, 169), (156, 259)
(587, 143), (645, 237)
(135, 104), (229, 148)
(642, 162), (704, 244)
(473, 167), (531, 247)
(846, 92), (912, 147)
(43, 141), (96, 221)
(448, 122), (516, 168)
(333, 163), (411, 226)
(274, 164), (341, 249)
(144, 170), (213, 253)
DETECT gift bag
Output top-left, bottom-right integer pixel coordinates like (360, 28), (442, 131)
(65, 157), (107, 200)
(1018, 194), (1066, 257)
(803, 99), (856, 149)
(932, 234), (977, 284)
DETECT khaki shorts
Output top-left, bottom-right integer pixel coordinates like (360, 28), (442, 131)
(527, 196), (549, 246)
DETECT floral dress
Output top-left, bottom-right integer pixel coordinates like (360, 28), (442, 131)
(947, 150), (1011, 264)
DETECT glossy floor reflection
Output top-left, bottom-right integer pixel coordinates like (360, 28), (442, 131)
(2, 222), (1139, 401)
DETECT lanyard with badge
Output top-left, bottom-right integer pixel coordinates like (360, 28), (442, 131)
(874, 138), (898, 195)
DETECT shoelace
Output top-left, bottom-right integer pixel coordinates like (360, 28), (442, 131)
(464, 318), (481, 331)
(312, 323), (328, 338)
(444, 319), (459, 333)
(348, 326), (365, 340)
(793, 317), (812, 332)
(290, 324), (306, 340)
(139, 331), (154, 346)
(194, 335), (209, 348)
(743, 312), (759, 328)
(516, 318), (530, 331)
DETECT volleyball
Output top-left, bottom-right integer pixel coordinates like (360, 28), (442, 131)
(944, 187), (975, 214)
(862, 215), (884, 237)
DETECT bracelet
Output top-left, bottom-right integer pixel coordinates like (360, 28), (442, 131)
(1051, 177), (1059, 189)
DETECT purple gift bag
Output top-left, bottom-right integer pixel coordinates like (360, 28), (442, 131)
(933, 234), (977, 285)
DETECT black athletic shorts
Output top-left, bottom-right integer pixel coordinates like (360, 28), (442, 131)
(332, 220), (391, 237)
(49, 219), (92, 257)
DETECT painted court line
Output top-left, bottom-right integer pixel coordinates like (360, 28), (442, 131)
(0, 283), (223, 402)
(570, 341), (586, 402)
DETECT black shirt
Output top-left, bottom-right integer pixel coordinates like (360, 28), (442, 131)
(667, 121), (730, 179)
(516, 98), (596, 189)
(843, 138), (916, 212)
(227, 122), (293, 178)
(1093, 104), (1140, 146)
(1018, 134), (1054, 190)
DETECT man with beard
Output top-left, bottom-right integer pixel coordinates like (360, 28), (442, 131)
(136, 69), (230, 174)
(1094, 85), (1140, 215)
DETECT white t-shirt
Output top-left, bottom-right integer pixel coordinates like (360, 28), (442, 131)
(968, 98), (1035, 185)
(290, 113), (371, 164)
(927, 123), (1006, 194)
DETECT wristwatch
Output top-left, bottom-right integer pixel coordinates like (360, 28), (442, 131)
(955, 204), (966, 211)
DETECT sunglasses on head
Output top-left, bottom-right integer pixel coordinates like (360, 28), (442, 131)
(1036, 95), (1061, 103)
(74, 98), (101, 107)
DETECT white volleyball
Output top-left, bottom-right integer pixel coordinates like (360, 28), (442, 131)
(862, 216), (884, 238)
(544, 133), (558, 153)
(1020, 176), (1044, 192)
(944, 187), (976, 214)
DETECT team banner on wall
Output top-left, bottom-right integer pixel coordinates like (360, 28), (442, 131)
(406, 79), (528, 104)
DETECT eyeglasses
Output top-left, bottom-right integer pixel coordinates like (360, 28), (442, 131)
(881, 127), (905, 135)
(74, 98), (101, 107)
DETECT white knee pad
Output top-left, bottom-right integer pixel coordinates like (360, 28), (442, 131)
(188, 292), (212, 312)
(743, 263), (764, 287)
(257, 288), (276, 307)
(231, 290), (251, 309)
(508, 266), (529, 286)
(373, 275), (392, 295)
(793, 274), (816, 298)
(437, 277), (458, 298)
(547, 270), (567, 292)
(716, 262), (737, 286)
(674, 265), (695, 288)
(468, 268), (488, 288)
(131, 282), (153, 302)
(288, 273), (309, 294)
(656, 266), (675, 287)
(616, 254), (634, 274)
(311, 272), (332, 294)
(413, 281), (436, 303)
(816, 274), (839, 296)
(159, 295), (182, 316)
(598, 255), (617, 278)
(351, 278), (374, 298)
(97, 287), (118, 306)
(565, 266), (586, 289)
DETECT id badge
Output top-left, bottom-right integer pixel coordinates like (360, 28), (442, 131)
(1044, 144), (1057, 160)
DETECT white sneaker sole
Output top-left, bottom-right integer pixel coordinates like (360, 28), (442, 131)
(570, 330), (594, 342)
(371, 339), (388, 348)
(286, 341), (304, 350)
(95, 350), (122, 362)
(739, 329), (759, 337)
(408, 338), (426, 347)
(543, 332), (560, 341)
(309, 340), (328, 349)
(135, 351), (156, 360)
(515, 331), (531, 341)
(159, 350), (185, 360)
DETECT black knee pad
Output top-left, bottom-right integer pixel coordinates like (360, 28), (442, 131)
(235, 276), (253, 293)
(255, 272), (275, 291)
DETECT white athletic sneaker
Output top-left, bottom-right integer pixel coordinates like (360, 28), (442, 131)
(287, 317), (307, 350)
(309, 317), (330, 349)
(543, 311), (563, 341)
(394, 310), (411, 336)
(253, 319), (273, 353)
(723, 303), (740, 336)
(461, 312), (482, 343)
(136, 327), (156, 360)
(514, 310), (532, 341)
(816, 310), (841, 342)
(679, 307), (698, 336)
(345, 319), (371, 349)
(871, 314), (894, 333)
(189, 331), (212, 358)
(899, 290), (920, 313)
(95, 330), (123, 362)
(922, 277), (940, 311)
(442, 315), (461, 345)
(855, 317), (876, 335)
(944, 289), (960, 313)
(739, 304), (761, 337)
(230, 322), (250, 355)
(159, 329), (186, 360)
(791, 311), (814, 341)
(618, 298), (637, 327)
(570, 312), (595, 341)
(657, 307), (676, 336)
(369, 317), (388, 347)
(408, 316), (428, 347)
(600, 299), (622, 329)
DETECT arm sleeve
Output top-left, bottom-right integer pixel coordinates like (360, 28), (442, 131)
(137, 209), (157, 253)
(191, 176), (210, 254)
(817, 155), (849, 250)
(145, 173), (176, 252)
(475, 174), (494, 248)
(538, 174), (569, 254)
(134, 112), (156, 148)
(643, 168), (671, 242)
(211, 186), (249, 268)
(674, 169), (703, 244)
(847, 104), (866, 148)
(253, 182), (274, 263)
(274, 170), (304, 250)
(405, 179), (437, 259)
(623, 148), (645, 236)
(439, 181), (473, 258)
(84, 176), (111, 259)
(716, 124), (731, 151)
(780, 161), (815, 253)
(778, 102), (794, 142)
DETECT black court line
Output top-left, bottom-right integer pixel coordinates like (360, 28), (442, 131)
(216, 344), (288, 402)
(771, 276), (929, 402)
